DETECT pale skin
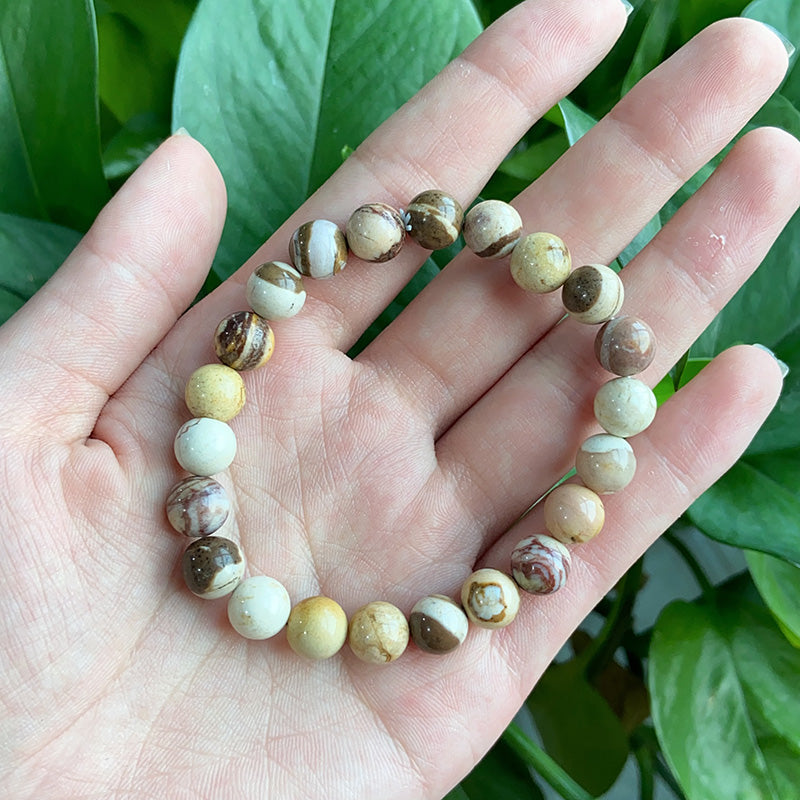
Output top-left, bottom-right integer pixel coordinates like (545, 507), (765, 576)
(2, 0), (799, 797)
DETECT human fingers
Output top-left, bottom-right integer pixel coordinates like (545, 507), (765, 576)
(360, 19), (790, 433)
(0, 135), (226, 442)
(434, 125), (800, 553)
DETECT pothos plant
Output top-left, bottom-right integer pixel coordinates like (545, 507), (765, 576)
(1, 0), (798, 797)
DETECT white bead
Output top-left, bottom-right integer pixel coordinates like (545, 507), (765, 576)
(174, 418), (237, 476)
(594, 377), (657, 437)
(245, 261), (306, 320)
(227, 576), (291, 639)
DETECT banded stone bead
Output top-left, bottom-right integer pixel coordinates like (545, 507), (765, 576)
(286, 596), (348, 660)
(511, 534), (571, 594)
(594, 316), (656, 376)
(562, 264), (624, 324)
(544, 483), (605, 544)
(289, 219), (347, 279)
(166, 475), (230, 537)
(463, 200), (522, 259)
(409, 595), (468, 655)
(406, 190), (464, 250)
(461, 568), (520, 629)
(227, 576), (291, 640)
(594, 377), (657, 438)
(346, 203), (406, 262)
(348, 601), (409, 664)
(182, 535), (245, 599)
(246, 261), (306, 320)
(214, 311), (275, 371)
(576, 434), (636, 494)
(185, 364), (245, 422)
(174, 417), (237, 476)
(510, 232), (571, 293)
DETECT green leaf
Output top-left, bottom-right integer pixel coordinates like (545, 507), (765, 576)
(678, 0), (749, 42)
(742, 0), (800, 79)
(0, 0), (108, 229)
(102, 113), (166, 181)
(650, 592), (800, 800)
(99, 0), (195, 59)
(556, 98), (597, 145)
(173, 0), (482, 282)
(457, 735), (544, 800)
(527, 661), (628, 795)
(747, 550), (800, 646)
(622, 0), (680, 94)
(497, 132), (568, 183)
(0, 212), (82, 324)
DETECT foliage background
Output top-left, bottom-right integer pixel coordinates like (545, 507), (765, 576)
(1, 0), (798, 797)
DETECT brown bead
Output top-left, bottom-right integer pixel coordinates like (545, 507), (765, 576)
(544, 484), (605, 544)
(214, 311), (275, 371)
(409, 595), (468, 654)
(510, 535), (571, 594)
(290, 220), (347, 278)
(166, 476), (230, 537)
(406, 190), (464, 250)
(594, 316), (656, 376)
(562, 264), (624, 324)
(181, 536), (245, 599)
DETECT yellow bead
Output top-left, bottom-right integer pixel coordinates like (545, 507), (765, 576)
(286, 596), (348, 660)
(348, 601), (409, 663)
(544, 483), (605, 544)
(185, 364), (246, 422)
(510, 232), (571, 293)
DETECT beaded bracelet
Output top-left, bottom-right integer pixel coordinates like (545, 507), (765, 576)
(166, 190), (656, 663)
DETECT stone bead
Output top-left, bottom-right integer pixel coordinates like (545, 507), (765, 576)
(214, 311), (275, 371)
(348, 601), (409, 664)
(409, 594), (468, 655)
(461, 568), (520, 629)
(510, 534), (571, 594)
(562, 264), (624, 324)
(594, 376), (657, 438)
(182, 536), (245, 599)
(510, 232), (571, 293)
(245, 261), (306, 320)
(227, 575), (291, 640)
(185, 364), (245, 422)
(594, 316), (656, 376)
(286, 596), (348, 660)
(166, 475), (230, 537)
(406, 190), (464, 250)
(289, 219), (347, 279)
(544, 483), (605, 544)
(576, 434), (636, 494)
(463, 200), (522, 259)
(174, 417), (237, 476)
(346, 203), (406, 262)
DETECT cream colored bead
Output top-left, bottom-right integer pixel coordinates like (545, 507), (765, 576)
(286, 596), (348, 659)
(461, 568), (520, 629)
(227, 576), (291, 640)
(576, 434), (636, 494)
(246, 261), (306, 320)
(562, 264), (624, 324)
(174, 418), (237, 476)
(346, 203), (406, 262)
(510, 232), (571, 293)
(185, 364), (245, 421)
(463, 200), (522, 259)
(594, 377), (657, 438)
(348, 601), (409, 663)
(544, 483), (605, 544)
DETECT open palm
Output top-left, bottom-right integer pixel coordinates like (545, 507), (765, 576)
(2, 2), (798, 798)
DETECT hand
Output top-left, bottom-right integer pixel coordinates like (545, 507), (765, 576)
(1, 1), (797, 797)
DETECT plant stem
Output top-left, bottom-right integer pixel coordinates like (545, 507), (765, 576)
(633, 743), (654, 800)
(502, 723), (596, 800)
(662, 529), (714, 596)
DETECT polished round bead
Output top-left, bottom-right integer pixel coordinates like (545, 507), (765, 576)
(245, 261), (306, 320)
(406, 190), (464, 250)
(289, 219), (347, 278)
(562, 264), (624, 324)
(346, 203), (406, 262)
(511, 534), (571, 594)
(463, 200), (522, 259)
(461, 568), (520, 629)
(286, 596), (348, 660)
(185, 364), (245, 422)
(214, 311), (275, 371)
(227, 576), (291, 640)
(510, 232), (571, 293)
(166, 475), (230, 537)
(174, 417), (236, 476)
(594, 316), (656, 376)
(348, 601), (409, 664)
(409, 594), (468, 655)
(594, 377), (657, 438)
(182, 536), (245, 599)
(544, 483), (605, 544)
(576, 434), (636, 494)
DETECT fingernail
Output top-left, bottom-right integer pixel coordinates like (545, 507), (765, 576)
(753, 344), (790, 380)
(173, 126), (193, 138)
(619, 0), (635, 17)
(756, 21), (796, 59)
